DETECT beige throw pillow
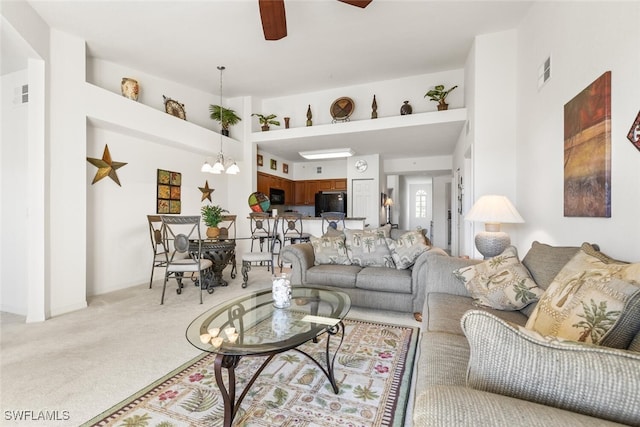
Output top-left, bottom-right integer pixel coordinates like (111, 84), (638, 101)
(310, 235), (351, 265)
(453, 246), (544, 311)
(385, 230), (430, 270)
(526, 244), (640, 348)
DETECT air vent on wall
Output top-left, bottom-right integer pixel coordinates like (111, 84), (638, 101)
(537, 56), (551, 90)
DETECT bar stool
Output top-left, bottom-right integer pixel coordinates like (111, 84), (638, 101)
(249, 212), (277, 252)
(321, 212), (346, 235)
(279, 213), (311, 271)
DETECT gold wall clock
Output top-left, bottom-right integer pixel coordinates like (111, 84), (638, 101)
(330, 97), (354, 122)
(163, 95), (186, 120)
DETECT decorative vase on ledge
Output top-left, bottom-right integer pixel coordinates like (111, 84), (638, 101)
(400, 100), (412, 115)
(121, 78), (139, 101)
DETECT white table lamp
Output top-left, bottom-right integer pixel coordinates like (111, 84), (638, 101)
(465, 195), (524, 259)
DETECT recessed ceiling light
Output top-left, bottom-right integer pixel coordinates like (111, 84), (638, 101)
(299, 148), (355, 160)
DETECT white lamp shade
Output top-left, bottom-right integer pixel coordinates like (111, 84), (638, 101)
(201, 162), (213, 173)
(211, 161), (224, 174)
(465, 195), (524, 225)
(225, 162), (240, 175)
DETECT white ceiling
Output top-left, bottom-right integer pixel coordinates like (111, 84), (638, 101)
(18, 0), (533, 163)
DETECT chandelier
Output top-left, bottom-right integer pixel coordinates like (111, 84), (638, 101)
(202, 66), (239, 175)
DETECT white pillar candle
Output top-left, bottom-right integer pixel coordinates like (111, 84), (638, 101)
(224, 327), (236, 336)
(211, 337), (224, 348)
(207, 327), (220, 338)
(199, 333), (211, 344)
(227, 332), (239, 343)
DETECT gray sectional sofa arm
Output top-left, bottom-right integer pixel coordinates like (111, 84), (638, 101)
(420, 251), (481, 297)
(406, 247), (449, 311)
(281, 243), (314, 285)
(461, 310), (640, 426)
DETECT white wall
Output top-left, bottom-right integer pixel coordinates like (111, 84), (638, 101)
(86, 125), (230, 295)
(258, 70), (464, 131)
(515, 2), (640, 261)
(1, 70), (28, 315)
(87, 58), (224, 132)
(432, 175), (450, 249)
(292, 159), (347, 181)
(48, 29), (88, 316)
(468, 29), (519, 258)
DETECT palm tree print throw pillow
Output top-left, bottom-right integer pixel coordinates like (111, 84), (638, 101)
(526, 244), (640, 348)
(454, 246), (544, 311)
(385, 230), (430, 269)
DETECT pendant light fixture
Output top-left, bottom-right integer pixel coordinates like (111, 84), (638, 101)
(201, 65), (239, 175)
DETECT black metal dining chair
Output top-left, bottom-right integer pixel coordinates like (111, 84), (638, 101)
(160, 215), (213, 304)
(147, 215), (168, 289)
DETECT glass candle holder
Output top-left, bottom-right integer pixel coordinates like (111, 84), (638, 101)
(272, 273), (291, 309)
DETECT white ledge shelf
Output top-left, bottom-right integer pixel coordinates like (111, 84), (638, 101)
(84, 83), (242, 159)
(251, 108), (467, 143)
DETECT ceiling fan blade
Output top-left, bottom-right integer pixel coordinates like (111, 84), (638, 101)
(259, 0), (287, 40)
(338, 0), (372, 8)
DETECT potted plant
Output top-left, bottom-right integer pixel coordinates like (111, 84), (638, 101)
(209, 105), (242, 137)
(201, 205), (228, 238)
(252, 113), (280, 131)
(424, 84), (458, 111)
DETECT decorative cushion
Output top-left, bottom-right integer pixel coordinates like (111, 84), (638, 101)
(525, 244), (640, 348)
(343, 227), (394, 268)
(453, 246), (544, 311)
(309, 235), (351, 266)
(385, 230), (430, 269)
(521, 241), (583, 291)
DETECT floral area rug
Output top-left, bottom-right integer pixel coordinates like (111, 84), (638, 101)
(84, 318), (418, 427)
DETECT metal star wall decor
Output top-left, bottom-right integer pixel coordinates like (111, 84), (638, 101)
(87, 144), (127, 186)
(199, 180), (214, 202)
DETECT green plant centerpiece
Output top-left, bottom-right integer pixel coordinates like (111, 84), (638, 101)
(209, 105), (241, 137)
(201, 205), (228, 238)
(252, 113), (280, 131)
(424, 84), (458, 111)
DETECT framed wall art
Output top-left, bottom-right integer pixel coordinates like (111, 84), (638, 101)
(283, 163), (289, 174)
(627, 110), (640, 152)
(270, 159), (277, 170)
(157, 169), (181, 214)
(563, 71), (611, 218)
(257, 154), (264, 166)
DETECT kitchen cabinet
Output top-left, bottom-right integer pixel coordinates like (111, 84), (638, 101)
(257, 172), (294, 204)
(259, 174), (347, 206)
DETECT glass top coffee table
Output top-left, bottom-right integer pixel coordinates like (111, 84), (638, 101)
(185, 286), (351, 427)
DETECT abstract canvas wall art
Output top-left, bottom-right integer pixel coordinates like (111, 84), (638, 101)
(564, 71), (611, 217)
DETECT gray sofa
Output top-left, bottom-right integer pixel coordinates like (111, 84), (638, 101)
(413, 242), (640, 426)
(280, 228), (446, 314)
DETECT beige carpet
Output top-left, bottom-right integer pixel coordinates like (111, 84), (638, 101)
(0, 265), (417, 427)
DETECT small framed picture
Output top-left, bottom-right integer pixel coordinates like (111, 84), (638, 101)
(270, 159), (277, 170)
(257, 154), (263, 166)
(283, 163), (289, 174)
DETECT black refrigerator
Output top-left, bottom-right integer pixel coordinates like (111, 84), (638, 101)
(315, 192), (347, 217)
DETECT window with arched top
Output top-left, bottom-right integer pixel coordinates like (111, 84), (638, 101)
(416, 190), (427, 218)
